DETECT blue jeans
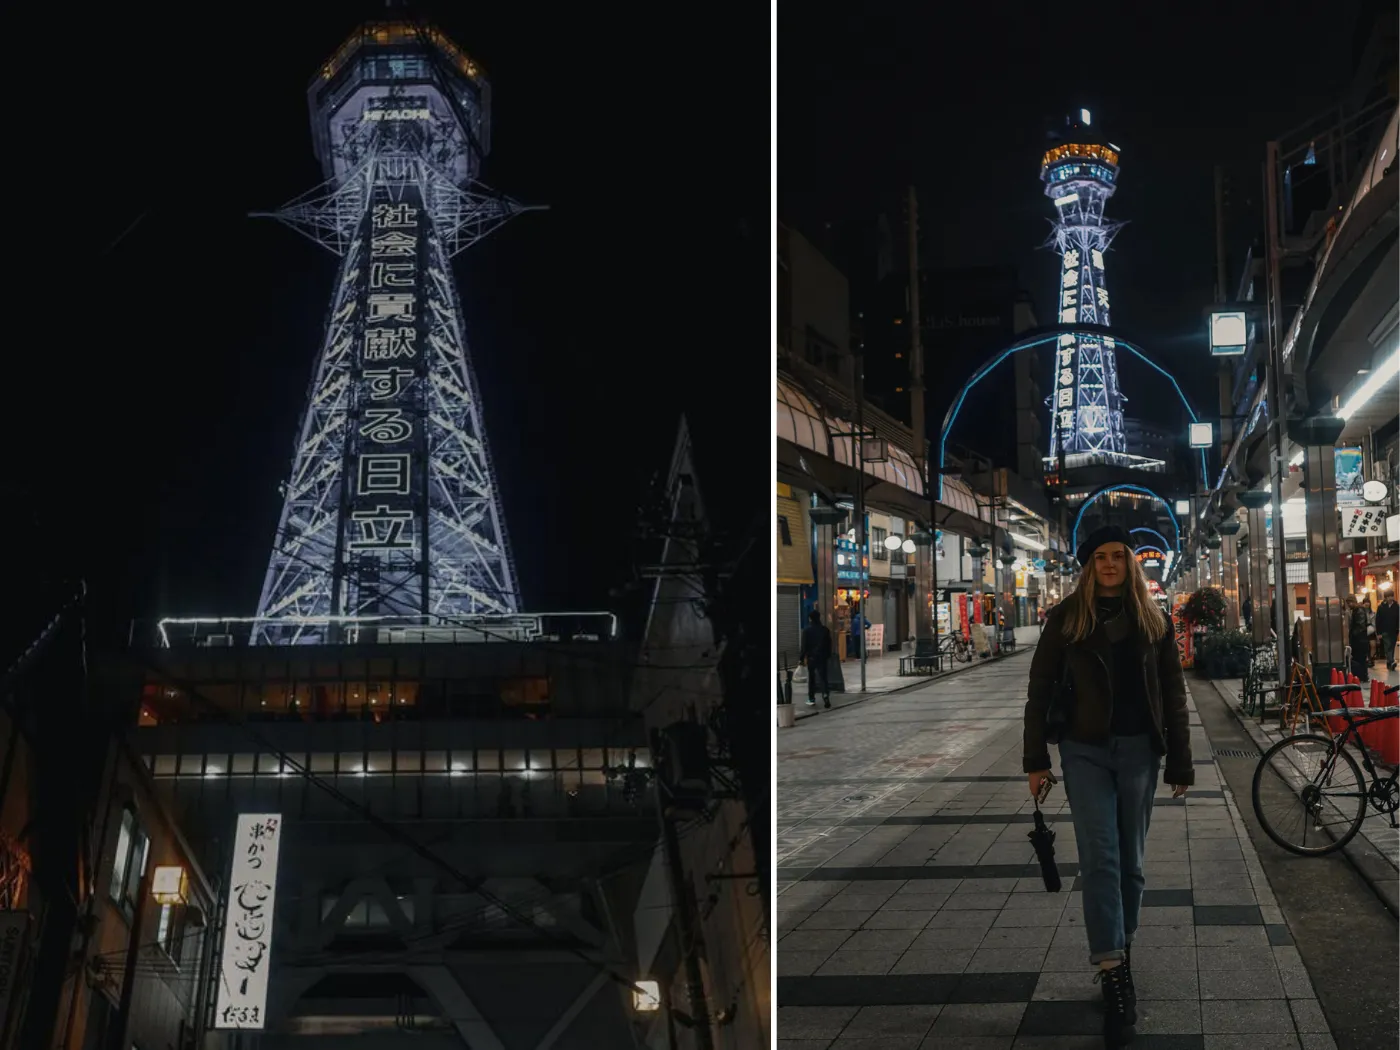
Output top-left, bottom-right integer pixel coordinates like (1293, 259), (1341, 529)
(1059, 734), (1161, 965)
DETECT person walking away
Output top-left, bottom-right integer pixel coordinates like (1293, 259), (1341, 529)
(1023, 526), (1193, 1048)
(1377, 592), (1398, 672)
(800, 610), (833, 708)
(1345, 597), (1370, 681)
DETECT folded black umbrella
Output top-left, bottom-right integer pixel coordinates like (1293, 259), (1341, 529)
(1028, 800), (1062, 892)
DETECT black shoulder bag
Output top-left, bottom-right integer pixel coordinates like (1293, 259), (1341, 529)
(1043, 652), (1074, 744)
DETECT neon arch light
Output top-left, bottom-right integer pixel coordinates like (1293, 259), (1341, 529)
(937, 325), (1207, 501)
(1131, 526), (1173, 551)
(1072, 483), (1181, 553)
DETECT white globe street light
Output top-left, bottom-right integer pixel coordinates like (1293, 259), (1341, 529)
(884, 534), (903, 551)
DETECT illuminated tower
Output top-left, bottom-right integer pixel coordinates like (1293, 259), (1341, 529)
(1042, 109), (1128, 461)
(253, 21), (535, 644)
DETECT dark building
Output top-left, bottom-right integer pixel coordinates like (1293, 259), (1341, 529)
(123, 622), (659, 1047)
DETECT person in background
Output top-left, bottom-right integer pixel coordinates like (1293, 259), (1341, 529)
(1023, 526), (1192, 1047)
(1377, 590), (1398, 672)
(1346, 597), (1370, 681)
(799, 610), (833, 709)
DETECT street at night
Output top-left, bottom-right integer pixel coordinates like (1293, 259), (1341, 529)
(777, 2), (1398, 1048)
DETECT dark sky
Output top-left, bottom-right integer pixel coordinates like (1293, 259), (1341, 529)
(781, 1), (1376, 433)
(9, 3), (766, 651)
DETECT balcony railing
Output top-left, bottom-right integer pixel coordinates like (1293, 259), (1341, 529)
(138, 613), (619, 650)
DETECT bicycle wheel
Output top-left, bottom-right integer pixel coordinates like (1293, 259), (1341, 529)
(1252, 734), (1368, 856)
(957, 642), (973, 664)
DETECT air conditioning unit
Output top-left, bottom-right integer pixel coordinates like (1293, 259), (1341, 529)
(204, 634), (234, 648)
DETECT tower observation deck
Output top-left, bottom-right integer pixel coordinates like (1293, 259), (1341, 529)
(253, 20), (537, 645)
(1041, 110), (1129, 464)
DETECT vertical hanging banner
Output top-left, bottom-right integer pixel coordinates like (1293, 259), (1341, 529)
(346, 185), (431, 615)
(215, 814), (284, 1030)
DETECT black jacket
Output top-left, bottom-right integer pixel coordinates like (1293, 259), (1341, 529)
(800, 623), (832, 664)
(1023, 601), (1194, 787)
(1375, 600), (1398, 635)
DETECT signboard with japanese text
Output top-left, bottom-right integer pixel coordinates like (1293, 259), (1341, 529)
(1341, 506), (1387, 539)
(215, 814), (284, 1030)
(345, 186), (431, 615)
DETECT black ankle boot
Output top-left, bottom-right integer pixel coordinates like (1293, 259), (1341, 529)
(1095, 963), (1136, 1046)
(1122, 947), (1135, 1010)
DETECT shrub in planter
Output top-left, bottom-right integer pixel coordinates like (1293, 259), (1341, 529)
(1182, 588), (1227, 632)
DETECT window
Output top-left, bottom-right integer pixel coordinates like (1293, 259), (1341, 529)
(871, 526), (888, 561)
(156, 903), (185, 965)
(777, 516), (793, 546)
(108, 808), (149, 915)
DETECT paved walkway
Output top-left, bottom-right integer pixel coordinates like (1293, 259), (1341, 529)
(777, 653), (1341, 1049)
(789, 629), (1044, 717)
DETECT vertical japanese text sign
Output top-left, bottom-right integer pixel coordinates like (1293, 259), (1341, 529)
(214, 814), (284, 1029)
(347, 186), (430, 609)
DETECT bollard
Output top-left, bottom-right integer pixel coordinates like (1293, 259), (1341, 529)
(1380, 685), (1400, 768)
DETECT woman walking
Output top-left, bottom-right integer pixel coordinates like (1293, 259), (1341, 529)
(1023, 526), (1193, 1047)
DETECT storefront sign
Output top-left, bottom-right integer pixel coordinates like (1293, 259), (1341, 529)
(215, 814), (285, 1030)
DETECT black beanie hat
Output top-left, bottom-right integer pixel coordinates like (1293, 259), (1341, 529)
(1076, 525), (1134, 567)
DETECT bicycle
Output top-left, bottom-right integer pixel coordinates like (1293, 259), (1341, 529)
(1238, 640), (1278, 718)
(937, 633), (973, 664)
(1251, 683), (1399, 856)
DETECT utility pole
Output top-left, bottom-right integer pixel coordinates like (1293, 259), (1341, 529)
(907, 185), (936, 660)
(1263, 141), (1292, 678)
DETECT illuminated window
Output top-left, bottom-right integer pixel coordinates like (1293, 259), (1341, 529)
(109, 808), (149, 915)
(501, 677), (551, 711)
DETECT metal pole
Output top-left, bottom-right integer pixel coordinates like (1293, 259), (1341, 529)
(855, 359), (868, 693)
(1264, 141), (1293, 678)
(111, 858), (154, 1050)
(654, 731), (714, 1050)
(907, 185), (934, 657)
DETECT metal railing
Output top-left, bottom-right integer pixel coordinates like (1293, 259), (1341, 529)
(137, 612), (619, 650)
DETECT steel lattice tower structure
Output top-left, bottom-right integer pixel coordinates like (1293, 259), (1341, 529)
(1041, 111), (1128, 460)
(252, 21), (538, 645)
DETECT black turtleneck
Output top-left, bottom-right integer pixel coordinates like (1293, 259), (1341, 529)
(1097, 596), (1152, 737)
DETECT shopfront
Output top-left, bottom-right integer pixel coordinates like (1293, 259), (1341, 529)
(776, 483), (813, 669)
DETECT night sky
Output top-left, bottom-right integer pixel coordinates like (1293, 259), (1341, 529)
(781, 2), (1376, 439)
(8, 4), (767, 652)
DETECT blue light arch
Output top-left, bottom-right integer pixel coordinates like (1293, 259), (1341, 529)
(1131, 526), (1173, 552)
(936, 323), (1207, 501)
(1072, 483), (1182, 554)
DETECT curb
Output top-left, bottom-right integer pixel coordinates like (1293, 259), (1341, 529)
(1205, 677), (1399, 918)
(788, 644), (1037, 723)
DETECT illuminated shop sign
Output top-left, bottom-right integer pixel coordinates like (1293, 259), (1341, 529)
(215, 814), (284, 1029)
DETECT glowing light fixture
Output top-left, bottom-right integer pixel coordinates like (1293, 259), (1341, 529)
(152, 865), (189, 906)
(632, 980), (662, 1013)
(1208, 310), (1248, 356)
(884, 534), (903, 551)
(1174, 499), (1191, 515)
(1080, 108), (1092, 125)
(901, 539), (917, 555)
(1188, 422), (1214, 448)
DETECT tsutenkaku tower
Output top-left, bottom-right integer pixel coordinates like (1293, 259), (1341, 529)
(1041, 110), (1128, 460)
(253, 21), (534, 645)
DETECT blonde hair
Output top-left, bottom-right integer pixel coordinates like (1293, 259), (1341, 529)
(1062, 544), (1168, 644)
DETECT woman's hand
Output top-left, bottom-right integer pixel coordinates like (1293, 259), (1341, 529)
(1028, 770), (1053, 800)
(1169, 783), (1188, 799)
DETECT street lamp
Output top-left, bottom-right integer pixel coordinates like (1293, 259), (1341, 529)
(884, 533), (903, 552)
(1174, 499), (1191, 516)
(1188, 422), (1214, 449)
(632, 980), (662, 1013)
